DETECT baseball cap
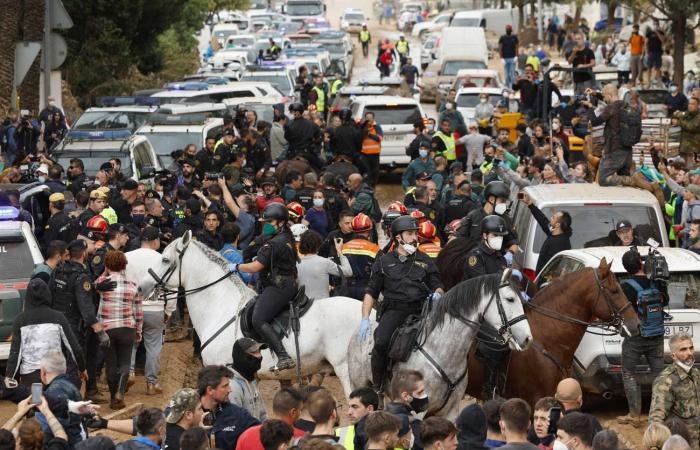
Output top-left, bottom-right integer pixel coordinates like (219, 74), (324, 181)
(416, 171), (431, 181)
(224, 128), (236, 137)
(141, 226), (160, 242)
(686, 184), (700, 198)
(49, 192), (65, 203)
(121, 179), (138, 191)
(109, 223), (126, 234)
(145, 189), (159, 199)
(615, 220), (632, 231)
(165, 388), (200, 424)
(235, 337), (267, 353)
(67, 239), (87, 252)
(261, 177), (277, 186)
(99, 162), (113, 172)
(35, 164), (49, 175)
(89, 189), (108, 200)
(688, 168), (700, 176)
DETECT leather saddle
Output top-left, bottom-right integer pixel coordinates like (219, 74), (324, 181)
(239, 286), (314, 342)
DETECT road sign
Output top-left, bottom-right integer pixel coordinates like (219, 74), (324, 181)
(48, 32), (68, 69)
(14, 42), (41, 86)
(49, 0), (73, 29)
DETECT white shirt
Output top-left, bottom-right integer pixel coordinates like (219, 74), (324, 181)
(296, 254), (352, 299)
(611, 51), (631, 71)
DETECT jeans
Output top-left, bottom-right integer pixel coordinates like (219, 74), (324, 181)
(621, 335), (664, 415)
(105, 327), (136, 397)
(504, 58), (516, 88)
(130, 311), (165, 384)
(364, 153), (380, 187)
(630, 55), (644, 84)
(598, 149), (633, 186)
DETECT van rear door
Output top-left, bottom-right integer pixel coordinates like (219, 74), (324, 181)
(363, 103), (423, 166)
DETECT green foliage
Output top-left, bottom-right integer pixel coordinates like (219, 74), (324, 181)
(208, 0), (251, 13)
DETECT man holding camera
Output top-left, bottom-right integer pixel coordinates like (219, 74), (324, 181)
(616, 248), (667, 427)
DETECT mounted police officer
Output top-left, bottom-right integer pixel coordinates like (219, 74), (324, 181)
(465, 215), (509, 400)
(230, 203), (298, 370)
(50, 240), (112, 400)
(357, 215), (443, 395)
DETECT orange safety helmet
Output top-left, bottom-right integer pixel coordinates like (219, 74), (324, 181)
(287, 202), (305, 220)
(86, 215), (108, 235)
(418, 221), (437, 241)
(351, 213), (374, 233)
(409, 209), (427, 224)
(387, 201), (408, 215)
(445, 219), (462, 235)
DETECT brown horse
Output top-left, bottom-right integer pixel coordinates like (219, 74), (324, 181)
(436, 237), (477, 290)
(465, 258), (641, 407)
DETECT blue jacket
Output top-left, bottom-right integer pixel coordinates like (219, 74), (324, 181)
(211, 402), (260, 450)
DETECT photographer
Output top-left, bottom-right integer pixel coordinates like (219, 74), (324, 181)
(15, 115), (40, 157)
(519, 193), (571, 274)
(616, 248), (668, 427)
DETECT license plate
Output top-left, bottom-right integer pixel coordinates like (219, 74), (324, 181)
(665, 324), (693, 338)
(385, 135), (404, 142)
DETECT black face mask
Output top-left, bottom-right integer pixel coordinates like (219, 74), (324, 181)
(232, 342), (263, 381)
(410, 395), (430, 413)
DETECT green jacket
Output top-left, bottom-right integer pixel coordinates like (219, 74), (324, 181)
(402, 158), (436, 189)
(678, 110), (700, 155)
(649, 363), (700, 450)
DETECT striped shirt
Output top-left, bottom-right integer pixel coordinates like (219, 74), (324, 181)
(96, 272), (143, 333)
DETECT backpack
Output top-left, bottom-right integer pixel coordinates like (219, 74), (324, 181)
(619, 103), (643, 147)
(623, 279), (665, 338)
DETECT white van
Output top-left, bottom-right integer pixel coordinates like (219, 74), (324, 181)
(510, 184), (669, 280)
(450, 9), (522, 34)
(350, 96), (425, 168)
(151, 82), (282, 103)
(436, 27), (488, 66)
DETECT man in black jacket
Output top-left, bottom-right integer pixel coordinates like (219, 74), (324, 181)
(519, 193), (572, 274)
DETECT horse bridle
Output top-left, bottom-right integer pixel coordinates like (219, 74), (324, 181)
(525, 267), (633, 336)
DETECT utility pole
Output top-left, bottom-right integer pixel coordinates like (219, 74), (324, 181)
(42, 0), (53, 101)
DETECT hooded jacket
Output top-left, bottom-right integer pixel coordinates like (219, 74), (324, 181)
(6, 279), (85, 379)
(457, 404), (488, 450)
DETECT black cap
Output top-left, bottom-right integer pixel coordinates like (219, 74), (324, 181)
(261, 177), (276, 186)
(224, 128), (236, 137)
(121, 179), (138, 191)
(416, 171), (431, 181)
(182, 158), (196, 168)
(141, 226), (160, 241)
(26, 278), (51, 305)
(145, 189), (159, 199)
(450, 161), (463, 173)
(109, 223), (126, 233)
(616, 220), (632, 231)
(235, 337), (268, 353)
(99, 162), (113, 172)
(67, 239), (87, 252)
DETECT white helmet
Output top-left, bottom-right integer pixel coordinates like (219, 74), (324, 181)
(291, 223), (308, 242)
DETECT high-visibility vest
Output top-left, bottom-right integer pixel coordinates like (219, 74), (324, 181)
(396, 40), (409, 55)
(362, 125), (382, 154)
(342, 239), (380, 258)
(433, 131), (456, 161)
(336, 425), (356, 450)
(479, 160), (493, 174)
(331, 79), (343, 95)
(360, 30), (370, 42)
(312, 86), (326, 112)
(418, 242), (441, 258)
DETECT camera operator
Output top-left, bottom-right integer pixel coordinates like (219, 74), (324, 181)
(15, 114), (40, 156)
(617, 247), (668, 427)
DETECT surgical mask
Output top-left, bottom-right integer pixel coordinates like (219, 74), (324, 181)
(487, 235), (503, 251)
(494, 202), (507, 215)
(262, 223), (277, 236)
(37, 176), (46, 183)
(313, 198), (324, 208)
(670, 85), (678, 93)
(427, 124), (435, 132)
(409, 394), (429, 413)
(419, 149), (429, 158)
(446, 102), (453, 110)
(552, 122), (560, 131)
(553, 440), (569, 450)
(402, 242), (417, 255)
(480, 98), (487, 103)
(676, 357), (695, 373)
(132, 214), (145, 225)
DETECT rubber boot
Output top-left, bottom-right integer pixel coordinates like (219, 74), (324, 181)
(259, 323), (296, 370)
(370, 350), (386, 409)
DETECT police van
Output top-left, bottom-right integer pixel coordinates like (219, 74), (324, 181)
(53, 130), (161, 182)
(0, 206), (44, 360)
(240, 64), (297, 100)
(150, 82), (283, 104)
(535, 246), (700, 397)
(69, 96), (160, 134)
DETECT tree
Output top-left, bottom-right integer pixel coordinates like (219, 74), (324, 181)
(208, 0), (250, 13)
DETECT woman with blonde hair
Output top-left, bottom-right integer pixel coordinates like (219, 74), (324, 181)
(643, 423), (671, 450)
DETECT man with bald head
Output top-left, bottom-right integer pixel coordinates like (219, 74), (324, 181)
(554, 378), (603, 434)
(347, 173), (379, 220)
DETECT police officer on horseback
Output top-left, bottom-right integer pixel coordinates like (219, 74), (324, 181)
(465, 215), (510, 400)
(456, 181), (518, 253)
(357, 215), (443, 395)
(230, 203), (298, 370)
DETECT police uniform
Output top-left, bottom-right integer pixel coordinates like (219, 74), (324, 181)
(464, 241), (507, 280)
(444, 194), (477, 224)
(649, 363), (700, 450)
(342, 238), (380, 300)
(295, 187), (316, 212)
(457, 208), (518, 249)
(43, 211), (72, 246)
(284, 117), (323, 167)
(89, 243), (114, 279)
(76, 208), (98, 235)
(366, 249), (442, 389)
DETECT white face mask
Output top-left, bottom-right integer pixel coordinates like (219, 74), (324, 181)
(676, 357), (695, 373)
(402, 242), (417, 255)
(445, 103), (453, 110)
(494, 202), (507, 215)
(242, 159), (247, 166)
(313, 198), (324, 208)
(553, 440), (569, 450)
(419, 149), (429, 158)
(37, 176), (46, 183)
(480, 98), (487, 103)
(487, 235), (503, 251)
(552, 122), (560, 131)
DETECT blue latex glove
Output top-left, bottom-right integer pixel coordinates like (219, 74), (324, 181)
(511, 269), (523, 282)
(358, 319), (371, 343)
(228, 263), (239, 273)
(431, 292), (442, 302)
(504, 251), (514, 266)
(520, 291), (530, 302)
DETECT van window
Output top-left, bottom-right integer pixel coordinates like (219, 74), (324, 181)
(532, 205), (663, 250)
(450, 18), (481, 27)
(457, 93), (502, 108)
(55, 153), (133, 177)
(442, 60), (487, 76)
(363, 105), (422, 125)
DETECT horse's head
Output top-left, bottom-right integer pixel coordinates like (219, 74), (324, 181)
(591, 258), (640, 338)
(137, 231), (193, 297)
(484, 269), (533, 352)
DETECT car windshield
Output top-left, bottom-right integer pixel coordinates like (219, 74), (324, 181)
(442, 60), (486, 76)
(457, 93), (502, 108)
(451, 18), (480, 27)
(286, 2), (323, 15)
(136, 132), (202, 163)
(242, 74), (291, 93)
(345, 13), (364, 21)
(0, 238), (34, 280)
(364, 105), (422, 125)
(454, 77), (497, 89)
(214, 29), (237, 40)
(238, 104), (275, 123)
(228, 37), (255, 48)
(73, 111), (150, 132)
(320, 43), (345, 55)
(56, 153), (133, 177)
(638, 91), (667, 104)
(250, 0), (267, 8)
(532, 205), (663, 251)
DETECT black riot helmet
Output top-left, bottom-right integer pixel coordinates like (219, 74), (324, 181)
(381, 210), (402, 231)
(339, 108), (353, 122)
(480, 215), (508, 235)
(289, 102), (305, 114)
(483, 181), (510, 202)
(391, 215), (419, 237)
(262, 203), (289, 223)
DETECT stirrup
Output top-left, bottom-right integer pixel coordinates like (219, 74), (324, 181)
(271, 356), (296, 371)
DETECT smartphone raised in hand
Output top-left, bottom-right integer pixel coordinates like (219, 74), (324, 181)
(31, 383), (42, 405)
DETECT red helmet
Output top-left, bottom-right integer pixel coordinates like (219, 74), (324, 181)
(418, 221), (437, 241)
(446, 219), (462, 235)
(287, 202), (305, 220)
(87, 215), (108, 235)
(409, 209), (427, 224)
(351, 213), (373, 233)
(387, 201), (408, 215)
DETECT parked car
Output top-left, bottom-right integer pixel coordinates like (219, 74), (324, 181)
(412, 12), (452, 40)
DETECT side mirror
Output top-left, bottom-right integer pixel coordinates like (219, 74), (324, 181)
(141, 166), (156, 179)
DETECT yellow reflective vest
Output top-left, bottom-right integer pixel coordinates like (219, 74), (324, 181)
(336, 425), (355, 450)
(433, 131), (456, 161)
(396, 40), (409, 55)
(360, 30), (370, 42)
(312, 86), (326, 112)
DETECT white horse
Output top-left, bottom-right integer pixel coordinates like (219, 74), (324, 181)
(133, 232), (371, 397)
(347, 269), (533, 420)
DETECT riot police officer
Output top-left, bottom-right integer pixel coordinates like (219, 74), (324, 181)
(90, 223), (129, 278)
(43, 192), (72, 247)
(284, 102), (323, 170)
(358, 215), (443, 394)
(50, 240), (111, 399)
(231, 203), (298, 370)
(465, 215), (509, 400)
(330, 108), (369, 175)
(456, 181), (518, 253)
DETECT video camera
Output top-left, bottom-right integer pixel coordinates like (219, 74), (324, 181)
(632, 238), (669, 282)
(154, 170), (176, 192)
(205, 172), (222, 181)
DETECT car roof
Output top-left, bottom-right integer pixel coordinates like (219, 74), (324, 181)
(350, 95), (420, 105)
(441, 55), (485, 62)
(452, 10), (482, 18)
(456, 87), (504, 95)
(551, 246), (700, 273)
(84, 106), (155, 113)
(455, 69), (499, 77)
(523, 184), (658, 206)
